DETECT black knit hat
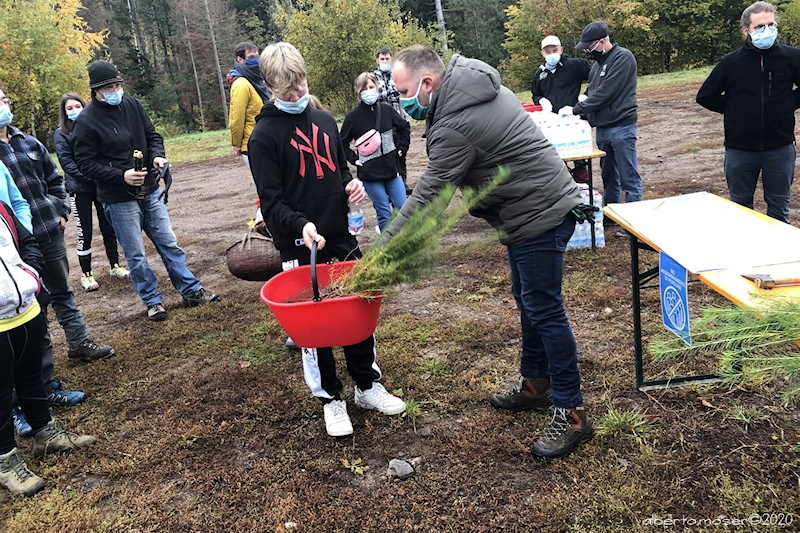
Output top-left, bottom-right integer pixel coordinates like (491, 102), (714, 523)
(88, 60), (123, 89)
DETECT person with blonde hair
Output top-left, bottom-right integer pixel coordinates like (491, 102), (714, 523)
(248, 42), (406, 438)
(340, 72), (410, 231)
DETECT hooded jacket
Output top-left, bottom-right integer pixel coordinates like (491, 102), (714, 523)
(0, 200), (43, 330)
(696, 42), (800, 151)
(340, 101), (411, 182)
(531, 54), (591, 112)
(248, 102), (354, 251)
(571, 44), (638, 128)
(382, 54), (581, 246)
(72, 95), (166, 204)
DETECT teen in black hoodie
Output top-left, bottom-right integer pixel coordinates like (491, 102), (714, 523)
(249, 95), (360, 263)
(248, 42), (407, 438)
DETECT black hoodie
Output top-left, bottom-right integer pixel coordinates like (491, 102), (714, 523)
(72, 95), (166, 204)
(248, 102), (354, 252)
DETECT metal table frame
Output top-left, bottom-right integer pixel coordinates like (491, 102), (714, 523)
(627, 234), (722, 391)
(562, 149), (605, 251)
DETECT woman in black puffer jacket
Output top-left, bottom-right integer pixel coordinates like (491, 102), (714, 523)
(54, 93), (128, 291)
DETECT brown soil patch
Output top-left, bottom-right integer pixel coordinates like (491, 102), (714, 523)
(2, 84), (798, 532)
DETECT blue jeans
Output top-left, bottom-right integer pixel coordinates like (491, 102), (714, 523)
(39, 235), (88, 347)
(363, 177), (407, 230)
(596, 123), (642, 205)
(724, 144), (795, 223)
(507, 217), (582, 408)
(104, 190), (201, 307)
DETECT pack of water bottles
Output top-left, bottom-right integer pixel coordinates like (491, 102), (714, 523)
(566, 184), (605, 250)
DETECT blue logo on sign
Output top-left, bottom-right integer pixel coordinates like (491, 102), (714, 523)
(659, 252), (691, 345)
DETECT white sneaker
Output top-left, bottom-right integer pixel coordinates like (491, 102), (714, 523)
(354, 383), (406, 415)
(323, 400), (353, 437)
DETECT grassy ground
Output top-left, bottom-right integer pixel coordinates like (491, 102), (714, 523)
(5, 67), (799, 532)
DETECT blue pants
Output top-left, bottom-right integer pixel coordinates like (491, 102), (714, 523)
(596, 123), (642, 205)
(363, 177), (407, 230)
(724, 144), (795, 223)
(104, 189), (201, 307)
(507, 217), (583, 408)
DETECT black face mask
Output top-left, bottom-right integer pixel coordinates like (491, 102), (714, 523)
(586, 50), (604, 62)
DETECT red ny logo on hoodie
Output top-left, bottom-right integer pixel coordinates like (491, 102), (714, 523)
(290, 123), (335, 178)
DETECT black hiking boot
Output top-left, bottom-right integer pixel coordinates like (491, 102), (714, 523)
(531, 405), (593, 458)
(490, 376), (552, 412)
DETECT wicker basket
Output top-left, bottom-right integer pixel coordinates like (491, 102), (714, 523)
(226, 230), (282, 281)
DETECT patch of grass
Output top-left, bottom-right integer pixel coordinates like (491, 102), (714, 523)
(725, 405), (769, 431)
(596, 407), (654, 442)
(240, 344), (285, 368)
(419, 358), (448, 377)
(637, 66), (713, 91)
(680, 144), (703, 152)
(563, 271), (607, 298)
(163, 130), (230, 163)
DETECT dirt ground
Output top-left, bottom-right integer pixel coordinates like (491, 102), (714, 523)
(2, 82), (799, 532)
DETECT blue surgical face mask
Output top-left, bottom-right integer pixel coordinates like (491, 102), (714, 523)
(378, 62), (391, 73)
(750, 25), (778, 49)
(0, 106), (12, 127)
(544, 53), (561, 67)
(67, 108), (82, 121)
(245, 57), (260, 66)
(399, 79), (429, 120)
(361, 88), (379, 105)
(103, 88), (124, 106)
(275, 92), (311, 114)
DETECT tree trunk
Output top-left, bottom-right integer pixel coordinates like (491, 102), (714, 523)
(126, 0), (148, 59)
(203, 0), (229, 126)
(184, 14), (206, 132)
(434, 0), (448, 52)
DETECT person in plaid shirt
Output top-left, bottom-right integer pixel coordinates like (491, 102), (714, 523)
(0, 87), (114, 369)
(373, 47), (412, 195)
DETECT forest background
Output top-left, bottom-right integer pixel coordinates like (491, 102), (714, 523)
(3, 0), (800, 148)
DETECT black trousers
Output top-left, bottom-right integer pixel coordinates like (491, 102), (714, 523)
(71, 192), (120, 274)
(1, 313), (50, 453)
(280, 236), (380, 402)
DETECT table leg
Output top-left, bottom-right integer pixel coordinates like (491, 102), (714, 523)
(586, 159), (596, 252)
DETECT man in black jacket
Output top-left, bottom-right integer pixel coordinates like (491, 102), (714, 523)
(696, 1), (800, 223)
(72, 61), (219, 322)
(531, 35), (590, 114)
(562, 21), (642, 224)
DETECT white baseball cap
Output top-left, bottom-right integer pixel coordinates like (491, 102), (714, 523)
(541, 35), (561, 49)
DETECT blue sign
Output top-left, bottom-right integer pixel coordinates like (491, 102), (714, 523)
(659, 252), (691, 346)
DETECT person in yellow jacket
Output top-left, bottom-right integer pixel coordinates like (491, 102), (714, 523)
(228, 41), (270, 168)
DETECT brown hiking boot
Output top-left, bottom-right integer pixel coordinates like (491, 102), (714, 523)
(531, 405), (593, 458)
(32, 420), (96, 457)
(490, 376), (552, 412)
(0, 448), (44, 496)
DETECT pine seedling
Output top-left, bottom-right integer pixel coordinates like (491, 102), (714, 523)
(326, 167), (510, 298)
(649, 294), (800, 399)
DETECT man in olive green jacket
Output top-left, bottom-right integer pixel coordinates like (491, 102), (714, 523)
(382, 45), (592, 459)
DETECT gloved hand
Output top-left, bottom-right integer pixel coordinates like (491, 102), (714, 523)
(539, 97), (553, 113)
(558, 105), (574, 117)
(570, 203), (599, 223)
(578, 94), (588, 103)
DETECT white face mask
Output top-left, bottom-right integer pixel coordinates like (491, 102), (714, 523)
(378, 62), (391, 73)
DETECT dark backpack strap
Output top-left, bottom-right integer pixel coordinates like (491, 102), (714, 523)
(0, 202), (18, 245)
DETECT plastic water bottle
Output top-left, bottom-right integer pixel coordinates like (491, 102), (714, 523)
(348, 201), (364, 235)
